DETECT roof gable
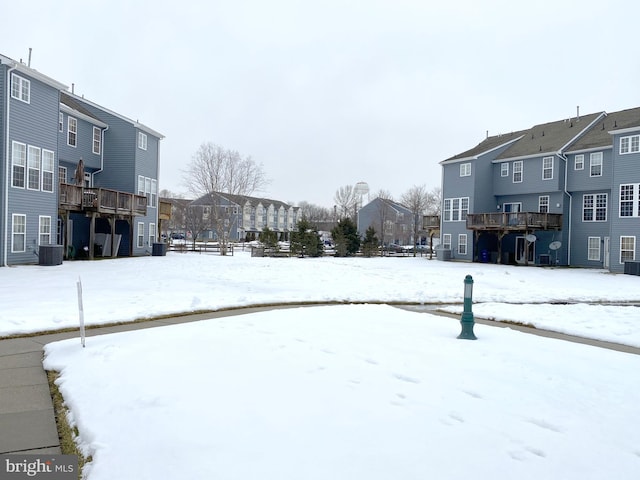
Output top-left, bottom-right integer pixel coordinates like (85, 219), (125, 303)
(568, 107), (640, 152)
(443, 130), (526, 163)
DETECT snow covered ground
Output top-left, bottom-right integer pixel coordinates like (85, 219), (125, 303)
(4, 250), (640, 479)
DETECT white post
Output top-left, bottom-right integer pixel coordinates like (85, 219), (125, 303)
(77, 276), (86, 347)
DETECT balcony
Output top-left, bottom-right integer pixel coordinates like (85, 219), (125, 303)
(466, 212), (563, 231)
(422, 215), (440, 229)
(59, 184), (147, 217)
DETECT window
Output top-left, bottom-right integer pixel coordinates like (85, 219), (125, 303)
(59, 113), (64, 132)
(513, 161), (523, 183)
(138, 132), (147, 150)
(58, 166), (67, 184)
(458, 234), (467, 255)
(500, 163), (509, 177)
(12, 142), (26, 188)
(588, 237), (601, 261)
(11, 74), (30, 103)
(42, 150), (54, 192)
(590, 152), (602, 177)
(27, 146), (41, 190)
(12, 214), (26, 252)
(620, 134), (640, 154)
(620, 236), (635, 263)
(538, 196), (549, 213)
(460, 163), (471, 177)
(583, 193), (607, 222)
(542, 156), (553, 180)
(93, 127), (101, 155)
(620, 184), (640, 217)
(137, 175), (145, 196)
(84, 172), (91, 188)
(39, 216), (51, 246)
(137, 222), (144, 248)
(442, 234), (451, 250)
(574, 154), (584, 170)
(67, 117), (77, 146)
(443, 197), (469, 222)
(151, 179), (157, 208)
(149, 223), (156, 246)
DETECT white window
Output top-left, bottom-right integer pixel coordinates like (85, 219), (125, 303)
(11, 74), (30, 103)
(39, 216), (51, 246)
(590, 152), (602, 177)
(583, 193), (607, 222)
(149, 223), (156, 245)
(620, 134), (640, 154)
(460, 163), (471, 177)
(42, 150), (55, 192)
(67, 117), (77, 147)
(542, 156), (553, 180)
(12, 141), (26, 188)
(137, 222), (144, 248)
(93, 127), (101, 155)
(137, 175), (145, 196)
(138, 132), (147, 150)
(458, 234), (467, 255)
(151, 179), (157, 208)
(538, 195), (549, 213)
(620, 184), (640, 217)
(443, 197), (469, 222)
(58, 166), (67, 184)
(513, 161), (523, 183)
(12, 214), (26, 252)
(27, 146), (41, 190)
(588, 237), (601, 261)
(620, 236), (635, 263)
(574, 154), (584, 170)
(59, 113), (64, 132)
(500, 163), (509, 177)
(442, 234), (451, 250)
(145, 177), (151, 206)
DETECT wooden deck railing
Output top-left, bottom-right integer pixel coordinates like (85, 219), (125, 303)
(59, 184), (147, 216)
(422, 215), (440, 229)
(466, 212), (563, 230)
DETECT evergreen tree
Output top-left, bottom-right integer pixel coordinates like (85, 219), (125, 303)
(261, 227), (278, 250)
(331, 218), (361, 256)
(361, 226), (379, 257)
(290, 218), (324, 257)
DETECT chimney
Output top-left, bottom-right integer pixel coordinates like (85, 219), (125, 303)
(576, 105), (580, 121)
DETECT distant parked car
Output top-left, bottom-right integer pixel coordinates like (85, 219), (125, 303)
(170, 232), (185, 240)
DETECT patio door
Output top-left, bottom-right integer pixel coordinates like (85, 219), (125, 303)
(516, 236), (534, 264)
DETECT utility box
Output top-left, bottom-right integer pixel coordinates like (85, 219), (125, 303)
(624, 261), (640, 276)
(39, 245), (64, 266)
(152, 242), (167, 256)
(436, 248), (451, 261)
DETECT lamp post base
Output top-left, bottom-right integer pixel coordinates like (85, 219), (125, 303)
(457, 312), (477, 340)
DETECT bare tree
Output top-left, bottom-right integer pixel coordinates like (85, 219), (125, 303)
(372, 191), (395, 253)
(183, 142), (269, 197)
(298, 202), (333, 223)
(401, 185), (430, 256)
(183, 142), (269, 254)
(426, 186), (441, 215)
(334, 185), (357, 219)
(184, 204), (214, 249)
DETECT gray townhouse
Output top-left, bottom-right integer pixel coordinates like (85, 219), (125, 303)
(440, 107), (640, 273)
(1, 53), (162, 265)
(357, 197), (413, 247)
(185, 192), (300, 242)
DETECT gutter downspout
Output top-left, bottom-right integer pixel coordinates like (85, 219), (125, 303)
(558, 152), (571, 265)
(91, 125), (108, 184)
(3, 62), (18, 267)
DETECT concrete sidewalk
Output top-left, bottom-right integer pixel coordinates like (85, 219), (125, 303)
(0, 309), (264, 455)
(1, 306), (639, 455)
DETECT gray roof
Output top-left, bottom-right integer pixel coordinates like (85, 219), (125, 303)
(444, 130), (526, 162)
(495, 111), (604, 160)
(191, 192), (296, 210)
(567, 107), (640, 152)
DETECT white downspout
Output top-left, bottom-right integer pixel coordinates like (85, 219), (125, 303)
(91, 125), (108, 185)
(559, 152), (571, 265)
(3, 62), (18, 266)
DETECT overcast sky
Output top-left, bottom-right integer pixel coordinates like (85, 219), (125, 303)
(3, 0), (639, 207)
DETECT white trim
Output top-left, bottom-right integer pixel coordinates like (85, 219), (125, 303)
(38, 216), (52, 246)
(11, 214), (26, 253)
(620, 236), (636, 264)
(513, 160), (523, 183)
(67, 116), (77, 147)
(11, 141), (26, 189)
(542, 156), (553, 180)
(574, 154), (584, 170)
(587, 236), (601, 261)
